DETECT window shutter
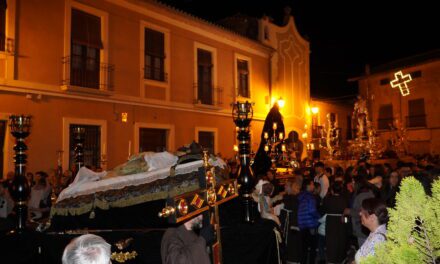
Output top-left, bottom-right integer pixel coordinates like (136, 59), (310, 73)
(237, 60), (248, 74)
(145, 28), (164, 57)
(71, 9), (103, 49)
(198, 49), (212, 66)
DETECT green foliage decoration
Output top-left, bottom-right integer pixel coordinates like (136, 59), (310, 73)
(363, 177), (440, 264)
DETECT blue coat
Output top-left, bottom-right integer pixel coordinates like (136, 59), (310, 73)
(297, 191), (320, 230)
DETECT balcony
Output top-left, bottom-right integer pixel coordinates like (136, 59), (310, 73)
(377, 118), (394, 130)
(62, 55), (114, 93)
(406, 115), (427, 128)
(143, 66), (168, 82)
(0, 36), (14, 54)
(193, 83), (223, 108)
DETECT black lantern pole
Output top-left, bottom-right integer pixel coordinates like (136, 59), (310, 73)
(232, 101), (255, 223)
(72, 127), (85, 177)
(8, 115), (32, 232)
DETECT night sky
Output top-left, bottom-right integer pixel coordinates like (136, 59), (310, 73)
(159, 0), (440, 99)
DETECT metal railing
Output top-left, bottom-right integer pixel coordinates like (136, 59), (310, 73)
(193, 83), (223, 107)
(377, 118), (394, 130)
(406, 115), (427, 128)
(143, 66), (167, 82)
(62, 55), (114, 91)
(0, 36), (15, 54)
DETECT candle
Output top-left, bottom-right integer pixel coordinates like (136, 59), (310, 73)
(264, 145), (269, 152)
(233, 145), (239, 152)
(264, 132), (269, 139)
(128, 140), (131, 157)
(281, 144), (286, 152)
(272, 122), (277, 130)
(103, 143), (106, 155)
(279, 132), (283, 140)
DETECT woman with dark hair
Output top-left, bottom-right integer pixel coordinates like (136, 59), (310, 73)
(354, 198), (388, 263)
(350, 172), (374, 247)
(380, 171), (400, 208)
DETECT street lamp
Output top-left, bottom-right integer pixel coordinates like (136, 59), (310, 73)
(232, 101), (255, 223)
(8, 115), (32, 232)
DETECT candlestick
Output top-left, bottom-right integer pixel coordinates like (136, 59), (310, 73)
(272, 122), (277, 130)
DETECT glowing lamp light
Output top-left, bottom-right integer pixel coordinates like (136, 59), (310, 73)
(281, 144), (286, 152)
(390, 70), (412, 96)
(233, 145), (239, 152)
(121, 112), (128, 122)
(277, 97), (285, 108)
(301, 132), (308, 139)
(311, 107), (319, 114)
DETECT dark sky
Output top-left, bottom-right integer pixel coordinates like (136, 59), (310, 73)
(159, 0), (440, 99)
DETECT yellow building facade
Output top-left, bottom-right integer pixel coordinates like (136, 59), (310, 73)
(354, 51), (440, 155)
(0, 0), (310, 177)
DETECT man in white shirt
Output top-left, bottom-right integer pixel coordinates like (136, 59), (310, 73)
(314, 162), (329, 199)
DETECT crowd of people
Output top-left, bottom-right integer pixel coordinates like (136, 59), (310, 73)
(0, 168), (77, 230)
(246, 156), (439, 264)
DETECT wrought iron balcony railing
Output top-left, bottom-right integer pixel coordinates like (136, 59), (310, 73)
(143, 66), (168, 82)
(377, 118), (394, 130)
(62, 55), (114, 91)
(406, 115), (427, 128)
(0, 36), (15, 54)
(193, 83), (223, 107)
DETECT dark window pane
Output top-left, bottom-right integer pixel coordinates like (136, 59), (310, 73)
(410, 70), (422, 78)
(237, 59), (249, 98)
(407, 99), (426, 127)
(198, 131), (215, 154)
(144, 28), (165, 81)
(0, 0), (6, 52)
(70, 10), (101, 89)
(380, 78), (390, 85)
(69, 124), (101, 170)
(0, 120), (6, 178)
(378, 104), (393, 130)
(71, 9), (102, 49)
(139, 128), (167, 152)
(197, 49), (213, 105)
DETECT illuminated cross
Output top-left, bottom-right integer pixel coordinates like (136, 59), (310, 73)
(390, 71), (412, 96)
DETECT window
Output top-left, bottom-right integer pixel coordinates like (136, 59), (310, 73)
(70, 9), (102, 89)
(197, 49), (213, 105)
(410, 70), (422, 79)
(0, 0), (6, 51)
(198, 131), (215, 154)
(139, 128), (167, 152)
(0, 120), (5, 178)
(69, 124), (101, 170)
(407, 98), (426, 127)
(237, 59), (250, 98)
(195, 127), (217, 155)
(145, 28), (165, 81)
(380, 78), (390, 86)
(377, 104), (393, 130)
